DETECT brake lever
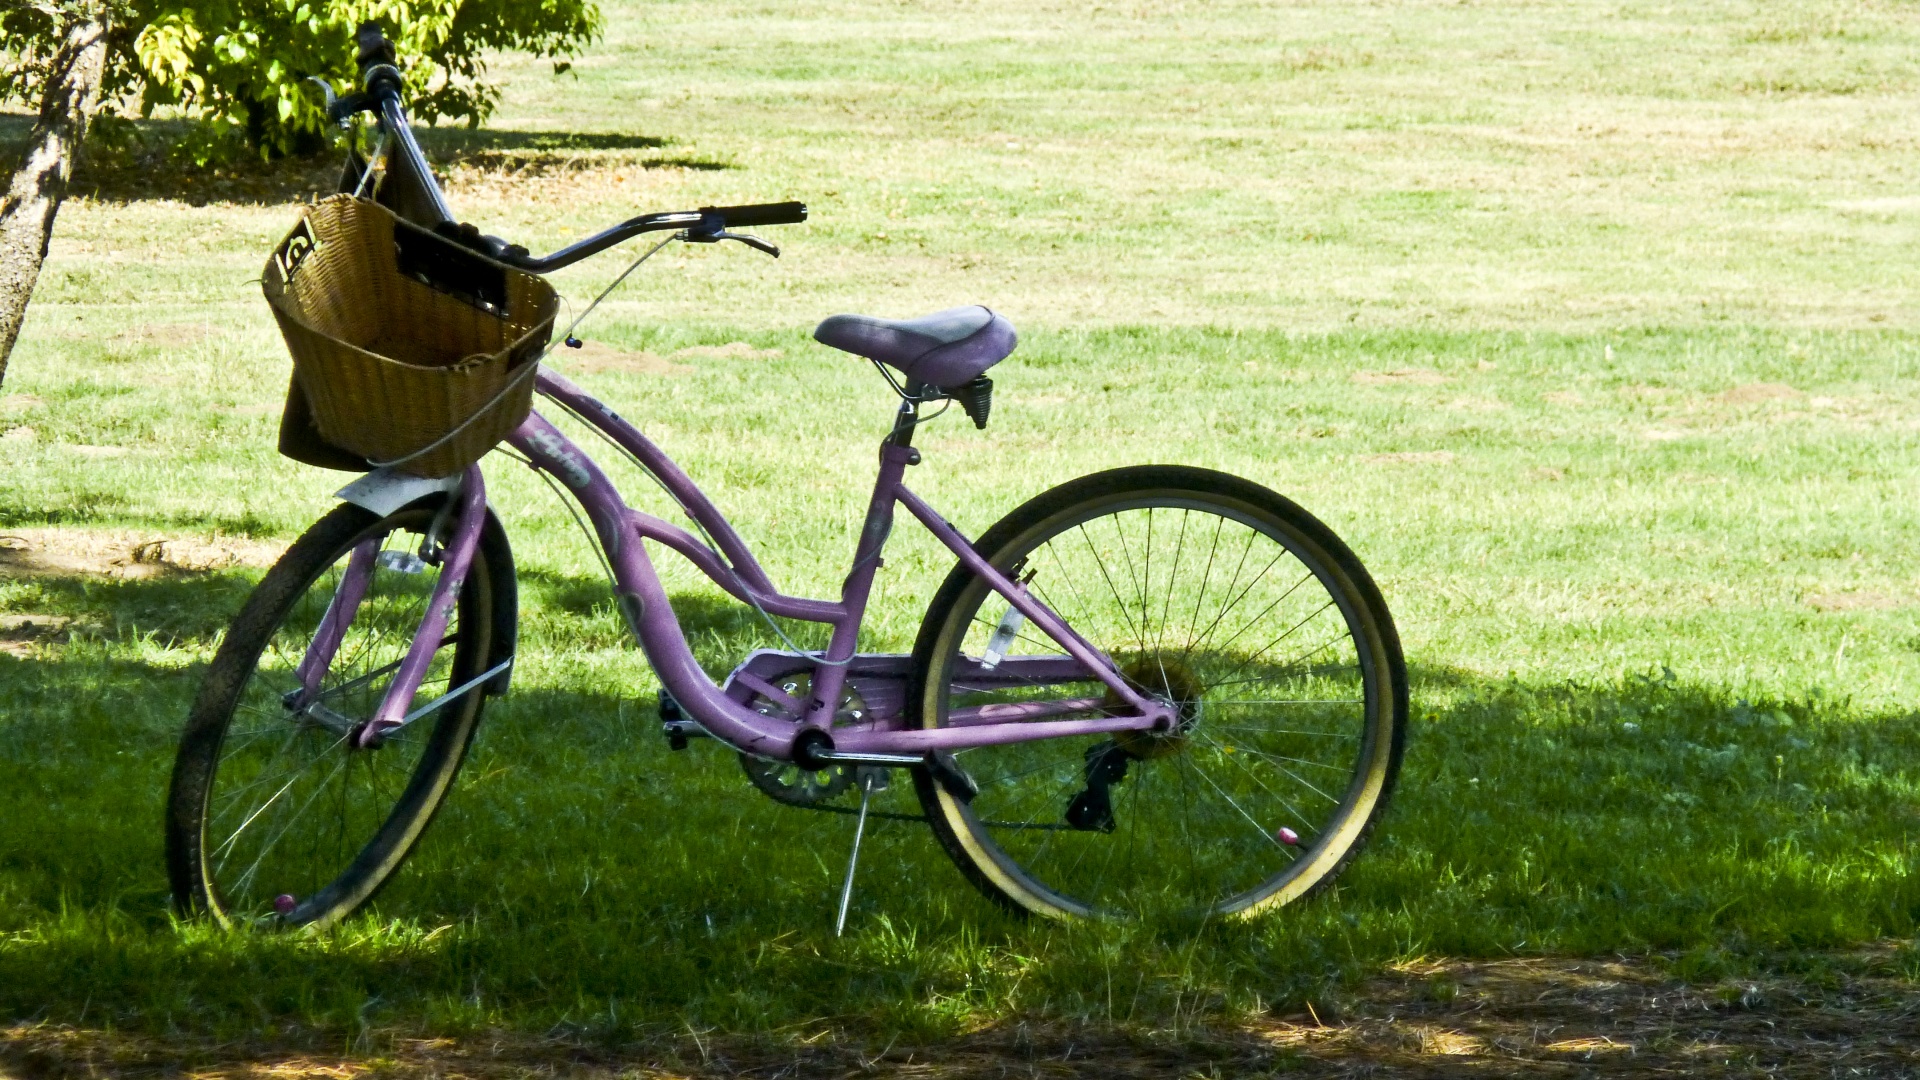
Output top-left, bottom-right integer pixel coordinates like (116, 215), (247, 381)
(306, 77), (373, 127)
(305, 76), (338, 112)
(682, 228), (780, 258)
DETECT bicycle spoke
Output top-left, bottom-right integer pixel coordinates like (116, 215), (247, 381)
(1194, 733), (1322, 836)
(1179, 526), (1259, 660)
(1205, 617), (1344, 694)
(1157, 509), (1190, 662)
(1178, 754), (1293, 857)
(1204, 665), (1359, 692)
(1205, 722), (1360, 739)
(923, 484), (1401, 919)
(1209, 738), (1351, 774)
(211, 738), (339, 869)
(1205, 569), (1316, 660)
(186, 502), (490, 925)
(1207, 700), (1364, 707)
(1079, 523), (1148, 659)
(1043, 539), (1097, 633)
(1079, 754), (1144, 907)
(1182, 513), (1228, 655)
(229, 751), (352, 901)
(1122, 508), (1154, 666)
(1200, 732), (1341, 805)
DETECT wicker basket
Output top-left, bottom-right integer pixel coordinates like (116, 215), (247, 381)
(264, 195), (559, 478)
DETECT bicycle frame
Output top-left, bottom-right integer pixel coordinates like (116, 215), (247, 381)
(311, 47), (1172, 760)
(326, 367), (1177, 762)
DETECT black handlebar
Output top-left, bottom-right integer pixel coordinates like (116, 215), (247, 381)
(479, 201), (809, 273)
(340, 24), (806, 272)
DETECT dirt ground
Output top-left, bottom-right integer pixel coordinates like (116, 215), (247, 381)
(0, 528), (285, 655)
(0, 529), (284, 581)
(6, 951), (1919, 1079)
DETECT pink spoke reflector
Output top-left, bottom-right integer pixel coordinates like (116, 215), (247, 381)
(1276, 827), (1302, 847)
(273, 894), (298, 915)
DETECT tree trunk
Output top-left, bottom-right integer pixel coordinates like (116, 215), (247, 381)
(0, 11), (112, 391)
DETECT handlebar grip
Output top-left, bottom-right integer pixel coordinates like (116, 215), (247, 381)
(700, 201), (808, 228)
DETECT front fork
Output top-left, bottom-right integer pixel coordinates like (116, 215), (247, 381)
(287, 465), (500, 747)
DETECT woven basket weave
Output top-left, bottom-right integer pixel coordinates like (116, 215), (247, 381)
(264, 195), (558, 478)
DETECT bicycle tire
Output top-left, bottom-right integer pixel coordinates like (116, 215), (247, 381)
(166, 495), (514, 929)
(908, 465), (1407, 920)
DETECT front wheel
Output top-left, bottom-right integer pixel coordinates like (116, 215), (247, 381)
(166, 496), (515, 929)
(908, 466), (1407, 920)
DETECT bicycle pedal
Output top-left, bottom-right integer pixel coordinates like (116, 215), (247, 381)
(658, 689), (708, 750)
(661, 720), (711, 751)
(923, 751), (978, 803)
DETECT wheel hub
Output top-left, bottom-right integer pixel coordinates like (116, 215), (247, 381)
(1108, 656), (1205, 760)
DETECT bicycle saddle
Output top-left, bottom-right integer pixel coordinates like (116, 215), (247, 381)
(813, 306), (1017, 389)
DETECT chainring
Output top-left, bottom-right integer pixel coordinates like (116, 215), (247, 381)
(737, 672), (868, 807)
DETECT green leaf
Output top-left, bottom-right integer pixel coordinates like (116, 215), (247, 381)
(57, 0), (600, 159)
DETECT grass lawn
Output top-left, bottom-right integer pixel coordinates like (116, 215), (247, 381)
(5, 0), (1920, 1060)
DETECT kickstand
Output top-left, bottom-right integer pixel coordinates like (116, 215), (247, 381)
(834, 768), (886, 936)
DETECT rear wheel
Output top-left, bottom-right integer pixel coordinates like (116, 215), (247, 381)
(909, 466), (1407, 920)
(166, 496), (513, 929)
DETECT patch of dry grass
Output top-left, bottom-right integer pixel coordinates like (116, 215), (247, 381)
(0, 528), (284, 579)
(7, 949), (1919, 1078)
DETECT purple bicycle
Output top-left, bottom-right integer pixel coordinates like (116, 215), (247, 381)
(166, 28), (1409, 929)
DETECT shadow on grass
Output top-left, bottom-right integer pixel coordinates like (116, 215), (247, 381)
(0, 565), (260, 648)
(0, 116), (725, 208)
(515, 565), (834, 672)
(0, 501), (295, 538)
(426, 130), (670, 154)
(11, 945), (1920, 1079)
(1, 640), (1917, 1039)
(0, 550), (815, 668)
(0, 498), (136, 532)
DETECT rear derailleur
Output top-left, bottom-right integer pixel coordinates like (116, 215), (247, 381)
(1064, 740), (1130, 832)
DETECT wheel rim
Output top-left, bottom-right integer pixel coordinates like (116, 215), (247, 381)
(201, 512), (483, 926)
(926, 494), (1391, 918)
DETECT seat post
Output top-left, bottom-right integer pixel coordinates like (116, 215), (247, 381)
(887, 396), (919, 449)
